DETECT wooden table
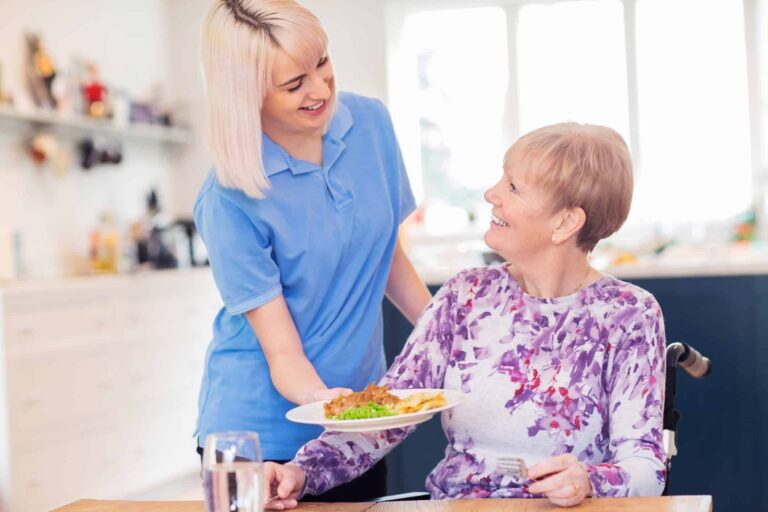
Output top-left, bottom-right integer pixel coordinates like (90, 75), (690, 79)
(53, 496), (712, 512)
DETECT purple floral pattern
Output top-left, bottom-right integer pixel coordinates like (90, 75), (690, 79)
(292, 265), (666, 499)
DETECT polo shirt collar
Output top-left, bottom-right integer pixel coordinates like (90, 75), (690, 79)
(262, 100), (354, 177)
(261, 136), (290, 177)
(326, 100), (353, 142)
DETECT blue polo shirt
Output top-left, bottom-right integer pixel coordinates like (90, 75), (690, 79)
(193, 92), (416, 459)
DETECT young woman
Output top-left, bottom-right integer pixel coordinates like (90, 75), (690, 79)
(264, 123), (666, 508)
(194, 0), (431, 501)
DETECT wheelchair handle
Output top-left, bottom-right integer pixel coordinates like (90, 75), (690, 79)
(667, 342), (711, 379)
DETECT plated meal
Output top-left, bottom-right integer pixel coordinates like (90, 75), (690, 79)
(323, 383), (447, 420)
(286, 385), (464, 432)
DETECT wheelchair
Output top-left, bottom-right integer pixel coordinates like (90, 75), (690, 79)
(662, 342), (711, 495)
(373, 341), (712, 502)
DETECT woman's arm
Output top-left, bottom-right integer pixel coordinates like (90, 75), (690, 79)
(385, 236), (432, 325)
(584, 298), (667, 497)
(290, 275), (461, 497)
(246, 295), (349, 405)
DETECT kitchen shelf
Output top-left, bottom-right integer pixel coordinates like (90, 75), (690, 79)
(0, 103), (191, 145)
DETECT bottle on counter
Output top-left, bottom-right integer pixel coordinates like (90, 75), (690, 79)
(89, 212), (119, 273)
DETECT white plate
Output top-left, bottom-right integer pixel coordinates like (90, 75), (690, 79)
(286, 388), (466, 432)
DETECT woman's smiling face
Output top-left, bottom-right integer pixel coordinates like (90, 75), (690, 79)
(261, 48), (336, 139)
(483, 148), (559, 262)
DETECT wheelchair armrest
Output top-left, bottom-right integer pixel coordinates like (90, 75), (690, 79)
(370, 491), (430, 502)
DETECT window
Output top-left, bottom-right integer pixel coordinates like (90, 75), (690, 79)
(390, 6), (509, 228)
(517, 1), (630, 140)
(633, 0), (752, 226)
(387, 0), (762, 240)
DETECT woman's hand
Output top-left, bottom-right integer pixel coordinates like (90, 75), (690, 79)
(263, 462), (305, 510)
(528, 454), (592, 507)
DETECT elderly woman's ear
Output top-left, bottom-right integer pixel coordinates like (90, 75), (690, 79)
(550, 207), (586, 245)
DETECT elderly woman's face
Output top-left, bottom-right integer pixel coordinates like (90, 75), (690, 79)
(261, 48), (335, 140)
(483, 149), (558, 262)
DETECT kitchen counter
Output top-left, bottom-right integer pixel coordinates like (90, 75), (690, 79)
(5, 260), (768, 290)
(417, 259), (768, 285)
(4, 240), (768, 289)
(0, 266), (212, 291)
(408, 240), (768, 285)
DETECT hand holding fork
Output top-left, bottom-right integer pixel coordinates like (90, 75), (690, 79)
(263, 462), (305, 510)
(527, 454), (592, 507)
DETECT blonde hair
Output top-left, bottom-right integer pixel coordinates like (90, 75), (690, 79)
(202, 0), (331, 198)
(507, 123), (634, 252)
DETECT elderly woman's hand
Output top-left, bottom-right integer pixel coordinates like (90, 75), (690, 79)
(527, 454), (592, 507)
(263, 462), (305, 510)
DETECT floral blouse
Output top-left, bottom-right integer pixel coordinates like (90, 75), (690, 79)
(292, 265), (667, 499)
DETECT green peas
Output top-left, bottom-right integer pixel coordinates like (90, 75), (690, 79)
(333, 401), (395, 420)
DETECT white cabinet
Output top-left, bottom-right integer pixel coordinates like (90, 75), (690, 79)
(0, 269), (220, 512)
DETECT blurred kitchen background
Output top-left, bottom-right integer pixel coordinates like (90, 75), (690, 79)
(0, 0), (766, 511)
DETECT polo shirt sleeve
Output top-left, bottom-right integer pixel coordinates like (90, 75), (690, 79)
(194, 189), (283, 315)
(393, 136), (417, 224)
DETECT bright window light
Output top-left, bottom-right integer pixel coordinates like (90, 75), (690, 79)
(517, 0), (630, 141)
(632, 0), (752, 227)
(389, 0), (757, 238)
(397, 7), (509, 219)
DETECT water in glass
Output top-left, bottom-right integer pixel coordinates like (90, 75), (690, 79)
(203, 431), (263, 512)
(203, 461), (263, 512)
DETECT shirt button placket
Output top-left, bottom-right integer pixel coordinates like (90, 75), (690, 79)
(323, 138), (352, 210)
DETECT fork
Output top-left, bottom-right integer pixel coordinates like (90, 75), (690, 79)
(495, 456), (528, 479)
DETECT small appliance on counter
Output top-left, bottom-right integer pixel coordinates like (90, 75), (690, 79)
(174, 218), (208, 268)
(132, 189), (178, 270)
(129, 189), (208, 271)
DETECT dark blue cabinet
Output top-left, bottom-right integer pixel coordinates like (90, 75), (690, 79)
(383, 276), (767, 511)
(382, 285), (445, 495)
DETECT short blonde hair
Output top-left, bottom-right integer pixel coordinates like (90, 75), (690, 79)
(202, 0), (332, 198)
(506, 123), (633, 252)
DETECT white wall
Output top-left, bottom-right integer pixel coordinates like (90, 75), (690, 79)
(0, 0), (177, 278)
(758, 0), (768, 179)
(164, 0), (212, 221)
(303, 0), (388, 100)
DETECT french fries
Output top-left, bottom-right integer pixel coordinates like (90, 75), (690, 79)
(393, 391), (447, 414)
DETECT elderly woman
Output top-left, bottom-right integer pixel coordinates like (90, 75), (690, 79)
(265, 123), (666, 508)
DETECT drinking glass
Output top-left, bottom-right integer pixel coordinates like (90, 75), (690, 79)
(203, 431), (264, 512)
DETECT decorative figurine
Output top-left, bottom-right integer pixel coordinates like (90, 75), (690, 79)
(81, 61), (110, 118)
(24, 33), (57, 109)
(78, 136), (122, 170)
(130, 84), (176, 127)
(28, 132), (70, 176)
(29, 132), (58, 164)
